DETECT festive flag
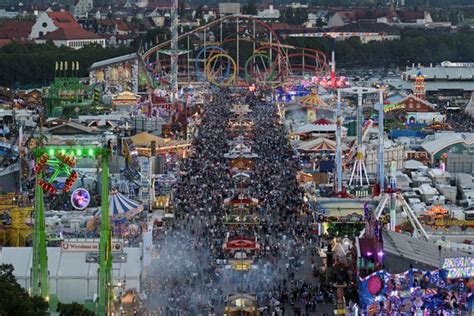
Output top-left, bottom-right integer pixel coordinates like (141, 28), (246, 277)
(55, 61), (58, 71)
(64, 61), (68, 71)
(76, 61), (79, 71)
(59, 61), (63, 71)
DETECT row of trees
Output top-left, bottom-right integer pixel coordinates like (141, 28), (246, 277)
(283, 29), (474, 69)
(0, 42), (134, 88)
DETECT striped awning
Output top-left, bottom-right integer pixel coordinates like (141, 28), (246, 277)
(95, 191), (144, 223)
(295, 137), (343, 152)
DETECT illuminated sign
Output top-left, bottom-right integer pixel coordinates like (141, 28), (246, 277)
(61, 241), (123, 252)
(442, 257), (474, 279)
(384, 103), (405, 113)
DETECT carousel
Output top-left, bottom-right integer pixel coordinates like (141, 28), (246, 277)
(91, 190), (144, 234)
(298, 88), (328, 108)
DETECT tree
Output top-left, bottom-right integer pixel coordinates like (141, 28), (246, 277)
(195, 5), (203, 20)
(145, 27), (171, 45)
(316, 17), (325, 28)
(246, 0), (257, 16)
(0, 264), (48, 316)
(57, 302), (95, 316)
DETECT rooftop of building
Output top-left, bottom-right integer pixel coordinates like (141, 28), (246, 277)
(388, 78), (474, 92)
(0, 20), (34, 39)
(47, 11), (81, 29)
(88, 52), (139, 70)
(404, 66), (474, 80)
(38, 27), (102, 40)
(421, 132), (474, 156)
(382, 230), (470, 270)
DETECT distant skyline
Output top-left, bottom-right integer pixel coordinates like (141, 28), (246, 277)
(1, 0), (474, 8)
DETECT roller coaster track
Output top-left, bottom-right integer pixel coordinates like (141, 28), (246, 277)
(143, 15), (283, 60)
(142, 14), (328, 82)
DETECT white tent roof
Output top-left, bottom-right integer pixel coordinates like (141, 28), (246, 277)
(0, 246), (142, 303)
(421, 132), (474, 156)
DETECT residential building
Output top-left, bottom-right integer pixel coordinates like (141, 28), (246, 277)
(305, 11), (327, 28)
(96, 19), (130, 36)
(398, 10), (432, 24)
(257, 5), (280, 21)
(70, 0), (93, 18)
(0, 8), (19, 19)
(332, 22), (400, 43)
(327, 9), (449, 30)
(218, 3), (240, 16)
(327, 11), (358, 28)
(107, 34), (134, 47)
(0, 20), (35, 46)
(32, 10), (105, 49)
(286, 3), (309, 9)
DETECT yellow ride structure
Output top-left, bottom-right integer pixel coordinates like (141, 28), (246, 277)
(0, 193), (33, 246)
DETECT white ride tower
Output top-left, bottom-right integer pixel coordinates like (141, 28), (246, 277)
(336, 87), (384, 196)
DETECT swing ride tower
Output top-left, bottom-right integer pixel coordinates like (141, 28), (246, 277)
(336, 87), (383, 195)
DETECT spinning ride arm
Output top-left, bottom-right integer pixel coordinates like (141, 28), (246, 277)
(398, 194), (430, 241)
(358, 194), (389, 238)
(358, 193), (430, 241)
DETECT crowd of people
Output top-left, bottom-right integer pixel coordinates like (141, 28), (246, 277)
(439, 103), (474, 132)
(144, 89), (336, 315)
